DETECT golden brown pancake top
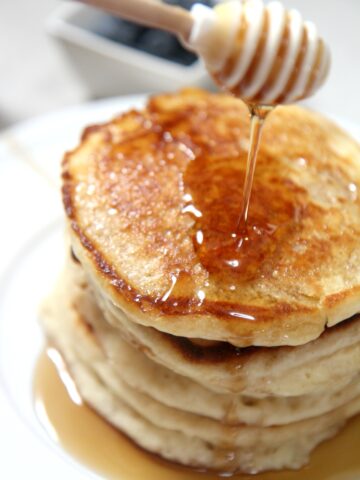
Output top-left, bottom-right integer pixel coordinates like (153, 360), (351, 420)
(63, 89), (360, 346)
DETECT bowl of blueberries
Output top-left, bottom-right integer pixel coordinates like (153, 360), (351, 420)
(47, 0), (216, 97)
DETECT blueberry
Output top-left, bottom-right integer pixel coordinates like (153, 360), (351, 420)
(93, 4), (210, 65)
(173, 46), (198, 66)
(136, 29), (179, 59)
(164, 0), (214, 10)
(94, 15), (143, 46)
(163, 0), (183, 5)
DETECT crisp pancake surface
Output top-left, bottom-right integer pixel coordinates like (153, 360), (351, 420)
(63, 88), (360, 346)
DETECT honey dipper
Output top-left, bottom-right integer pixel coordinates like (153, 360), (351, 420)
(78, 0), (330, 104)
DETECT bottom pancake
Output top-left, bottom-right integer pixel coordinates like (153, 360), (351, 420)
(40, 259), (360, 474)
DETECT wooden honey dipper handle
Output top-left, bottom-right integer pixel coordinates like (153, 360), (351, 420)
(78, 0), (194, 41)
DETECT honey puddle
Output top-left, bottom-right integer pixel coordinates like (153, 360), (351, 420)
(34, 348), (360, 480)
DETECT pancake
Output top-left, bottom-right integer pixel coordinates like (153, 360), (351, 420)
(63, 88), (360, 347)
(95, 284), (360, 395)
(55, 256), (360, 428)
(43, 88), (360, 473)
(40, 260), (360, 474)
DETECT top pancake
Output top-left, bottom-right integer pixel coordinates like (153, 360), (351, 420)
(63, 88), (360, 347)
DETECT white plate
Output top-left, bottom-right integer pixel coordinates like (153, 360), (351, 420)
(0, 96), (359, 480)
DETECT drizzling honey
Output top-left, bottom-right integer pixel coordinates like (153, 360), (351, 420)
(237, 104), (273, 228)
(180, 102), (279, 288)
(34, 348), (360, 480)
(179, 99), (302, 288)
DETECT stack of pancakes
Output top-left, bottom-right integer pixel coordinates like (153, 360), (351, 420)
(42, 89), (360, 474)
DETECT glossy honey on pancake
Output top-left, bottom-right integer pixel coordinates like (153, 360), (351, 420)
(63, 88), (360, 347)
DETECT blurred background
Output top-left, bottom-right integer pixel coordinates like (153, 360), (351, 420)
(1, 0), (360, 130)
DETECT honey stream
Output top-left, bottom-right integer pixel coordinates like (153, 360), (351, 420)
(237, 104), (273, 228)
(34, 348), (360, 480)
